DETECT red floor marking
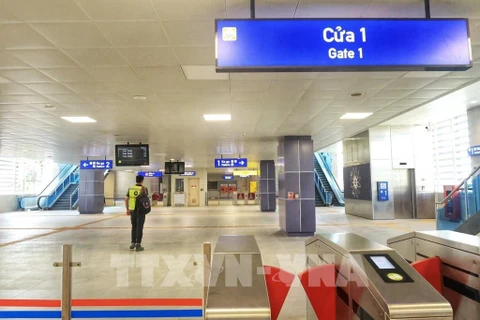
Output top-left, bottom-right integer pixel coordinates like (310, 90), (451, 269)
(72, 298), (203, 307)
(0, 299), (61, 308)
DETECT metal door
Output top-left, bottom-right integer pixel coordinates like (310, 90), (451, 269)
(393, 169), (414, 219)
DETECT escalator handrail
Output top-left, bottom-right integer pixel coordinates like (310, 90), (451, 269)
(37, 195), (48, 210)
(314, 153), (344, 205)
(319, 152), (343, 194)
(42, 166), (80, 209)
(436, 166), (480, 206)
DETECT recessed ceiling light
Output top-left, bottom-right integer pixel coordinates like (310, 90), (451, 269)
(133, 95), (147, 100)
(350, 92), (365, 97)
(61, 117), (97, 123)
(44, 104), (56, 110)
(204, 114), (231, 121)
(185, 164), (193, 168)
(340, 113), (372, 120)
(471, 100), (478, 104)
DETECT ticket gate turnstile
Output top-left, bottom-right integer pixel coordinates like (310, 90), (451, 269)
(204, 235), (271, 320)
(306, 233), (453, 320)
(387, 230), (480, 320)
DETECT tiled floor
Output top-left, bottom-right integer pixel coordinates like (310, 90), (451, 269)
(0, 205), (436, 319)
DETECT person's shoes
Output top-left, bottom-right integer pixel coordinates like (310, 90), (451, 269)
(129, 243), (136, 250)
(135, 244), (144, 252)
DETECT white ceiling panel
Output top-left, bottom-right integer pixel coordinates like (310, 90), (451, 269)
(0, 69), (54, 83)
(296, 0), (371, 18)
(2, 0), (89, 22)
(75, 0), (158, 21)
(0, 0), (480, 166)
(118, 47), (178, 67)
(32, 23), (111, 48)
(0, 23), (54, 50)
(363, 0), (425, 18)
(174, 47), (216, 66)
(11, 49), (79, 68)
(162, 20), (215, 46)
(24, 83), (73, 95)
(87, 67), (140, 83)
(64, 48), (128, 67)
(97, 22), (169, 47)
(152, 0), (226, 20)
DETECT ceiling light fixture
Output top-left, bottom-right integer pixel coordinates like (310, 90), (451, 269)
(204, 114), (231, 121)
(340, 113), (373, 120)
(133, 95), (147, 100)
(470, 100), (478, 104)
(350, 92), (365, 97)
(44, 104), (56, 109)
(61, 116), (97, 123)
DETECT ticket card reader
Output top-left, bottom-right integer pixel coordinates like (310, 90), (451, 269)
(305, 233), (453, 320)
(364, 254), (413, 283)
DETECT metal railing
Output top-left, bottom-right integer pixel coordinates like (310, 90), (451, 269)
(435, 166), (480, 207)
(69, 187), (80, 210)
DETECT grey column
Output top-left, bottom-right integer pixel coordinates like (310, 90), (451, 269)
(260, 160), (276, 212)
(278, 136), (315, 237)
(79, 170), (104, 214)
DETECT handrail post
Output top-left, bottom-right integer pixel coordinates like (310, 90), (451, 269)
(54, 244), (81, 320)
(203, 242), (212, 315)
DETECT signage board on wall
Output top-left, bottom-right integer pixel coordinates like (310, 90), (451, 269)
(80, 160), (113, 170)
(138, 171), (163, 178)
(181, 171), (196, 176)
(223, 175), (234, 180)
(216, 19), (471, 72)
(468, 145), (480, 156)
(343, 163), (372, 201)
(215, 158), (248, 168)
(233, 170), (258, 176)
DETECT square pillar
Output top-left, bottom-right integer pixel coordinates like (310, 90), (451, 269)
(278, 136), (316, 237)
(79, 170), (104, 214)
(260, 160), (276, 212)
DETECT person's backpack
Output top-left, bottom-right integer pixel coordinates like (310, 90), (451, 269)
(135, 188), (151, 214)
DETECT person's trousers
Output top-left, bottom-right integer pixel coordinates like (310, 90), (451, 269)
(130, 212), (146, 244)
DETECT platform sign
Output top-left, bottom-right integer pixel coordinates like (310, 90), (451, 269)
(468, 145), (480, 156)
(138, 171), (163, 178)
(181, 171), (196, 176)
(216, 19), (472, 72)
(215, 158), (248, 168)
(223, 175), (234, 180)
(80, 160), (113, 170)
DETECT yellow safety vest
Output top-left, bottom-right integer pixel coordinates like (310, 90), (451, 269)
(128, 185), (144, 210)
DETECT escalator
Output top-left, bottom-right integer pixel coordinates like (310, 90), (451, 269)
(313, 153), (344, 207)
(19, 165), (80, 211)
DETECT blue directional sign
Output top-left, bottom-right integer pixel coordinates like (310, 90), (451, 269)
(468, 145), (480, 157)
(80, 160), (113, 170)
(138, 171), (163, 178)
(215, 158), (248, 168)
(181, 171), (196, 176)
(216, 19), (471, 72)
(223, 175), (234, 180)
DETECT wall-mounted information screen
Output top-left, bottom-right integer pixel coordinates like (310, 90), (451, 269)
(115, 144), (149, 166)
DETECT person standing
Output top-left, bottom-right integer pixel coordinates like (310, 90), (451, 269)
(125, 175), (148, 251)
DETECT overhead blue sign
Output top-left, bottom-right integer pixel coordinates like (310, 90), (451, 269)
(223, 175), (234, 180)
(468, 146), (480, 157)
(216, 19), (472, 72)
(215, 158), (248, 168)
(80, 160), (113, 170)
(181, 171), (196, 176)
(138, 171), (163, 178)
